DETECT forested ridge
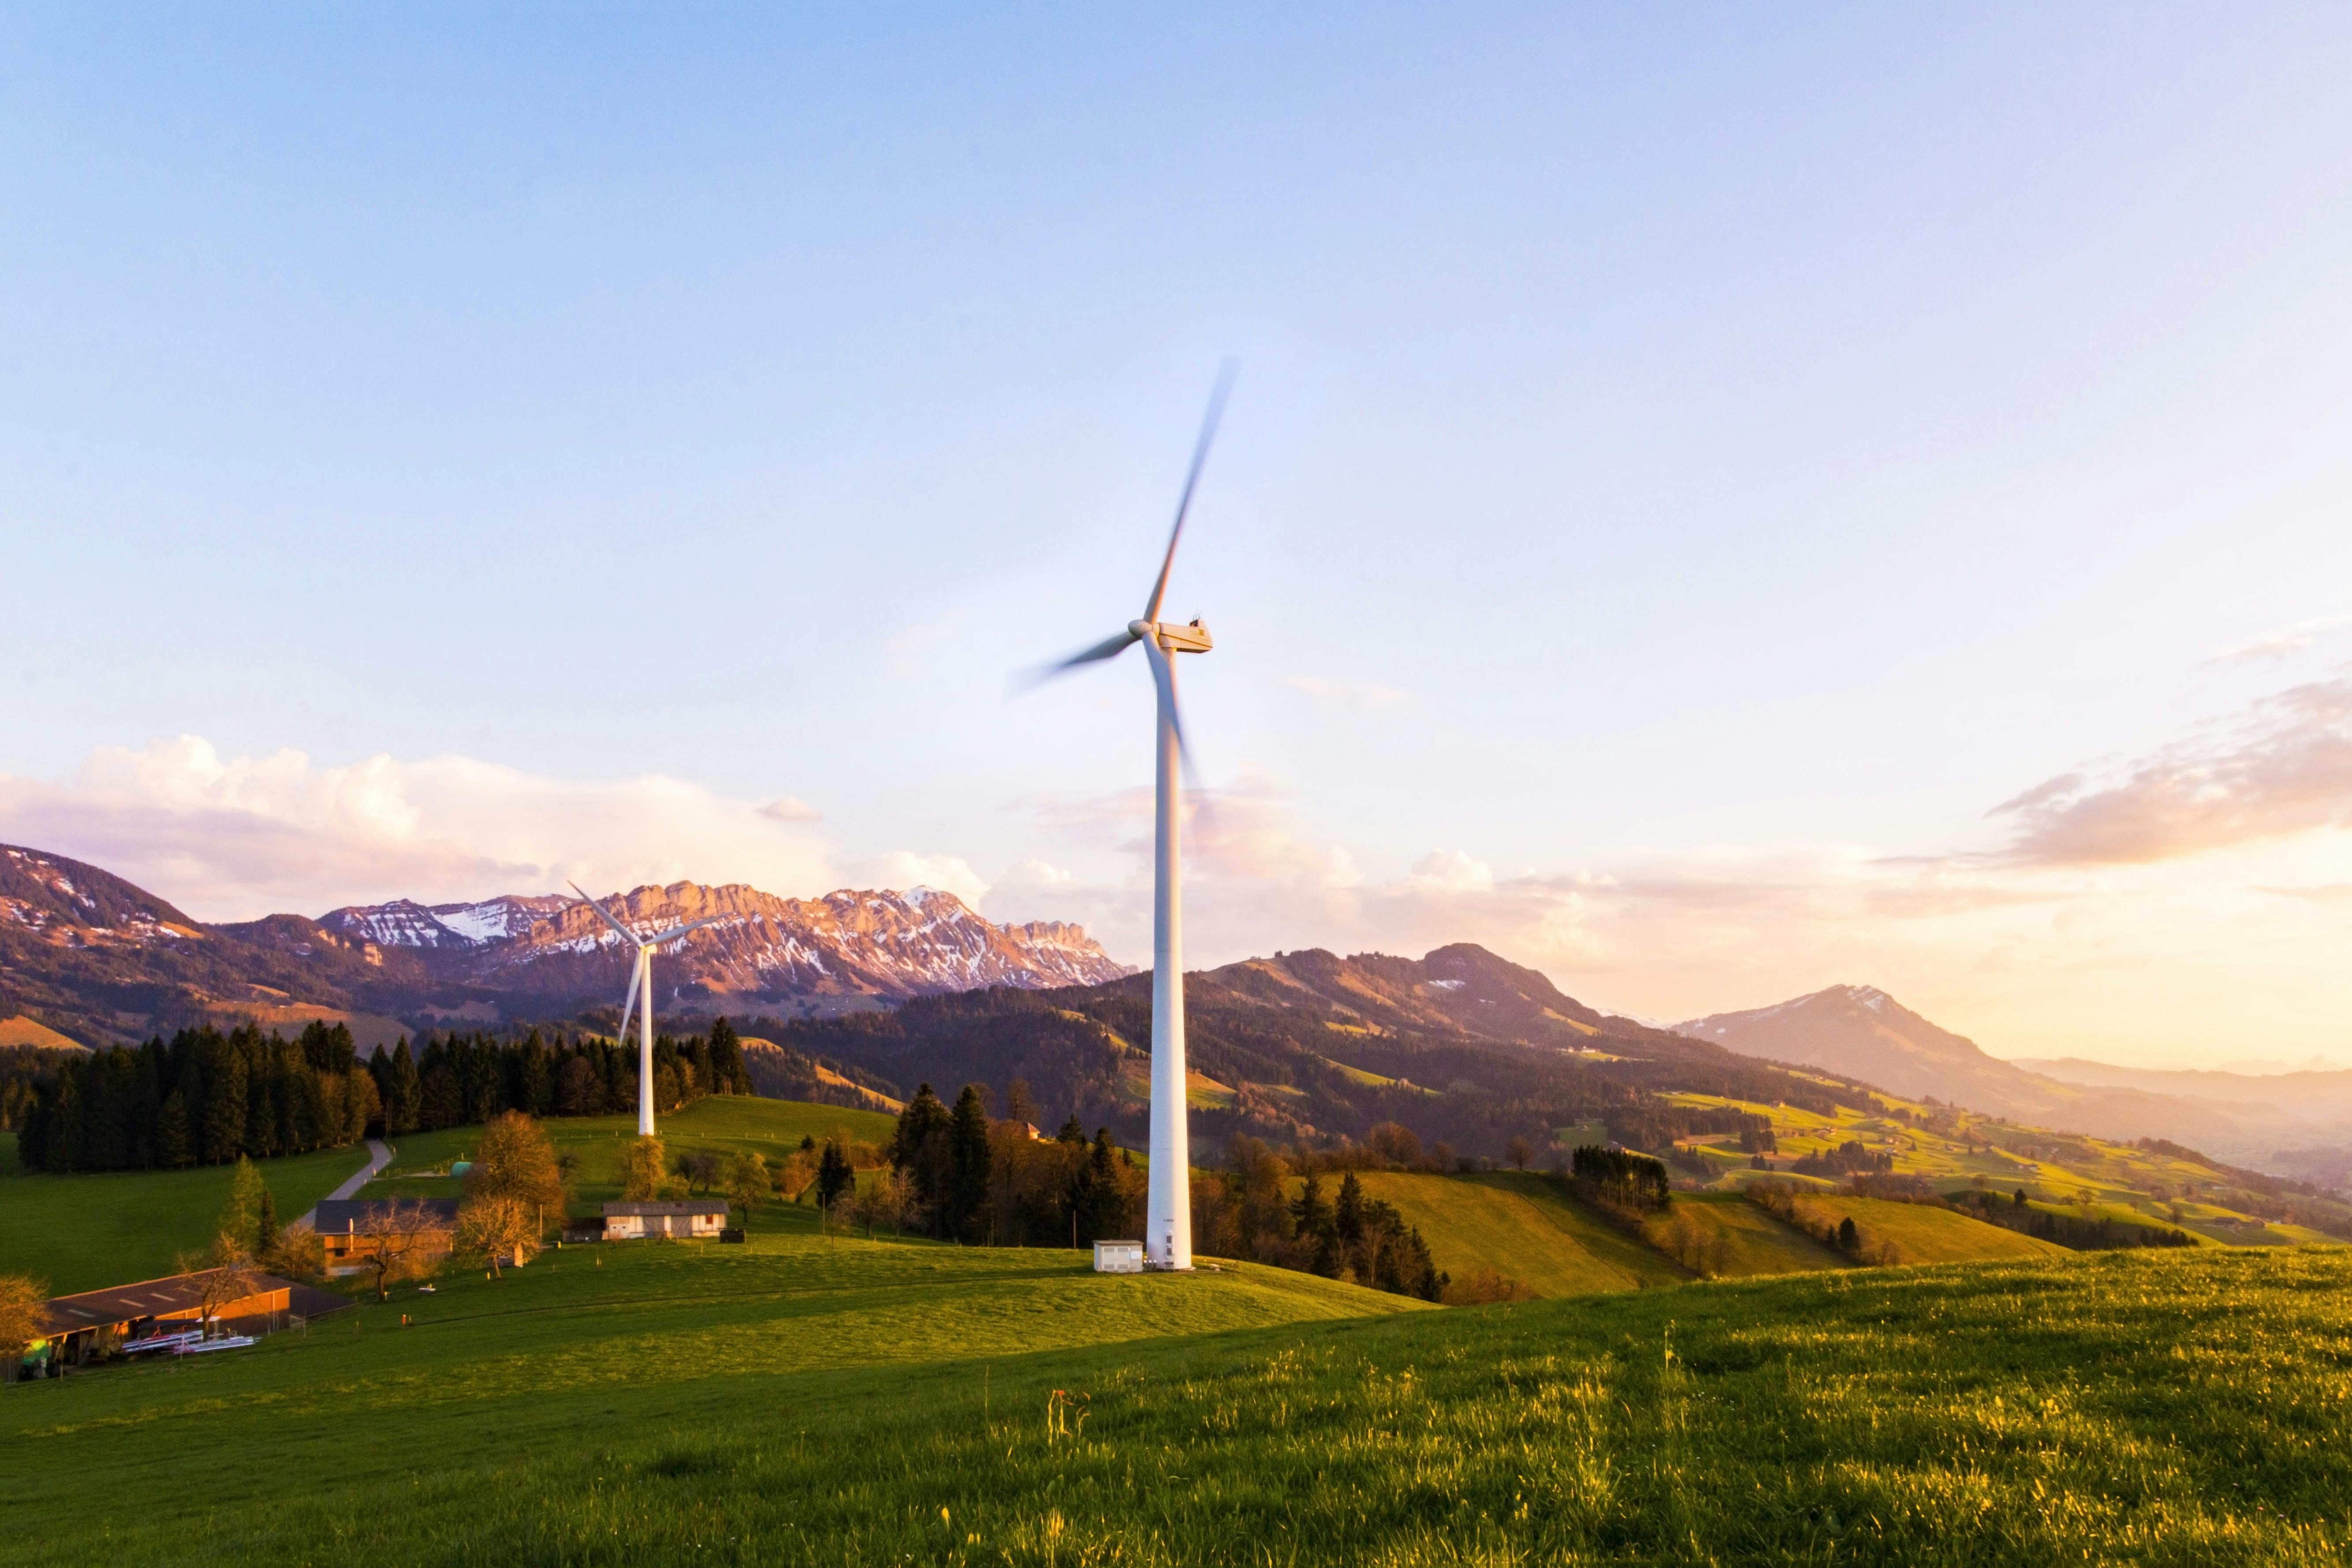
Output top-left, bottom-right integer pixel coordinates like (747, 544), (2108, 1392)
(10, 1020), (755, 1173)
(771, 945), (1857, 1166)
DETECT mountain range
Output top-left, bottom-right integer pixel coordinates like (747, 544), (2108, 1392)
(766, 942), (1880, 1155)
(9, 839), (2350, 1180)
(0, 842), (1128, 1050)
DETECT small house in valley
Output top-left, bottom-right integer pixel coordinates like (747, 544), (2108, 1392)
(314, 1198), (461, 1277)
(602, 1200), (729, 1240)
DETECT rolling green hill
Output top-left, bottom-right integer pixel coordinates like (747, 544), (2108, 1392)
(1338, 1170), (1679, 1296)
(358, 1095), (902, 1203)
(1804, 1193), (2072, 1265)
(1643, 1191), (1853, 1277)
(3, 1233), (2347, 1565)
(0, 1139), (369, 1295)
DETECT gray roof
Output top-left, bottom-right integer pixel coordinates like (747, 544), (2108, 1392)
(314, 1198), (461, 1232)
(603, 1201), (729, 1216)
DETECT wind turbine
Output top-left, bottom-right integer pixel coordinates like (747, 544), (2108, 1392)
(1029, 363), (1237, 1271)
(567, 883), (720, 1138)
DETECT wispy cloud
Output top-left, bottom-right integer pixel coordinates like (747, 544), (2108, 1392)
(0, 735), (835, 922)
(1283, 675), (1410, 709)
(2203, 617), (2349, 667)
(1990, 676), (2352, 866)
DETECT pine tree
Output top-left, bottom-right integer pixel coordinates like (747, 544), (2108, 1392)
(889, 1084), (953, 1224)
(156, 1090), (192, 1168)
(219, 1156), (266, 1255)
(1335, 1170), (1366, 1247)
(707, 1017), (746, 1094)
(816, 1139), (855, 1214)
(256, 1189), (280, 1257)
(1291, 1171), (1335, 1237)
(200, 1034), (247, 1164)
(943, 1085), (993, 1244)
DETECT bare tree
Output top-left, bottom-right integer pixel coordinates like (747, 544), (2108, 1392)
(351, 1200), (450, 1302)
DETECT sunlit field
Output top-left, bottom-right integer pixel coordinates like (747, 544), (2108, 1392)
(5, 1233), (2348, 1566)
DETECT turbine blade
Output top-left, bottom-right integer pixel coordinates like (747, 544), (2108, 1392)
(568, 882), (637, 944)
(1142, 358), (1239, 625)
(616, 954), (644, 1041)
(1015, 628), (1142, 693)
(651, 916), (721, 946)
(1143, 637), (1211, 801)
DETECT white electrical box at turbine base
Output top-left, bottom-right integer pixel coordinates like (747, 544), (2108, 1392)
(1093, 1240), (1144, 1273)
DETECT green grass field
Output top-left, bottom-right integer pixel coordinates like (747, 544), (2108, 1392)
(1645, 1190), (1854, 1277)
(1342, 1171), (1661, 1297)
(5, 1233), (2348, 1564)
(0, 1139), (373, 1294)
(1806, 1194), (2073, 1265)
(361, 1095), (903, 1205)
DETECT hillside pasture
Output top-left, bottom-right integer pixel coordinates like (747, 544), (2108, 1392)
(1797, 1193), (2071, 1264)
(362, 1095), (902, 1206)
(1644, 1191), (1851, 1277)
(0, 1141), (369, 1294)
(4, 1239), (2349, 1564)
(1337, 1171), (1668, 1297)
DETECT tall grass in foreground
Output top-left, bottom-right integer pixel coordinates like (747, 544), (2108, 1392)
(16, 1246), (2352, 1565)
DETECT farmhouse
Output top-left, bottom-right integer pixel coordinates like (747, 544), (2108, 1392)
(314, 1197), (461, 1276)
(602, 1200), (729, 1240)
(17, 1268), (348, 1379)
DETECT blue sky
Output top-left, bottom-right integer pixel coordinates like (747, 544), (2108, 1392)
(8, 5), (2352, 1065)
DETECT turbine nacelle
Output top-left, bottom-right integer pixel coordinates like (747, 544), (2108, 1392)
(1131, 618), (1213, 654)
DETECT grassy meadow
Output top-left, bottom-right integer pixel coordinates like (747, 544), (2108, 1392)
(0, 1137), (370, 1294)
(5, 1230), (2350, 1565)
(358, 1094), (902, 1205)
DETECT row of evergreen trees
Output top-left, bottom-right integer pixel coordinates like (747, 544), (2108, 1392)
(871, 1080), (1442, 1299)
(13, 1019), (755, 1174)
(885, 1081), (1145, 1248)
(1191, 1134), (1447, 1300)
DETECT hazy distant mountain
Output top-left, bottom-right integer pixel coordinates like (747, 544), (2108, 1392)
(1676, 985), (2057, 1117)
(0, 842), (1129, 1048)
(1674, 984), (2266, 1158)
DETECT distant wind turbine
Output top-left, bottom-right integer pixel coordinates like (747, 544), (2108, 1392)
(1026, 361), (1237, 1270)
(568, 883), (720, 1138)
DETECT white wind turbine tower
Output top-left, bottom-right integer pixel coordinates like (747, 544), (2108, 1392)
(1031, 363), (1238, 1271)
(568, 883), (720, 1138)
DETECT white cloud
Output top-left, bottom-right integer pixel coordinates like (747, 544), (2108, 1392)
(2204, 617), (2349, 667)
(868, 851), (991, 908)
(759, 796), (824, 823)
(0, 735), (835, 921)
(1404, 849), (1496, 894)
